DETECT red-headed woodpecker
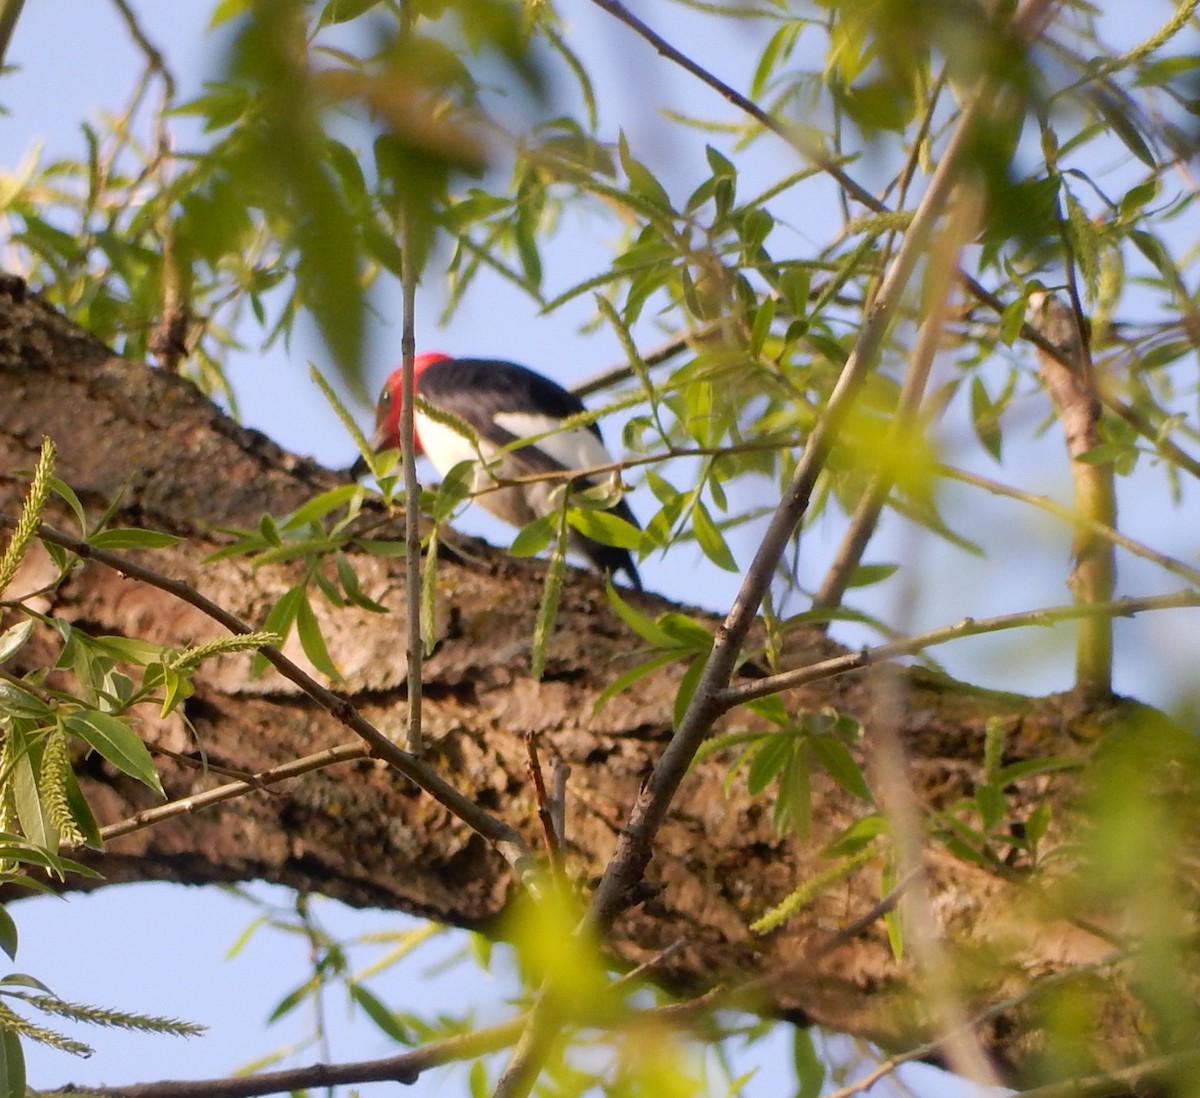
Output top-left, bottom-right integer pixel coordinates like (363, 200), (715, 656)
(361, 353), (642, 589)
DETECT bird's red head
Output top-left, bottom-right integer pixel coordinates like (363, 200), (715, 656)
(370, 352), (452, 454)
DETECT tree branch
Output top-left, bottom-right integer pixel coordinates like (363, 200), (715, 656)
(716, 590), (1200, 711)
(0, 515), (536, 884)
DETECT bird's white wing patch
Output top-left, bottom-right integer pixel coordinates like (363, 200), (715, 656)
(492, 412), (616, 474)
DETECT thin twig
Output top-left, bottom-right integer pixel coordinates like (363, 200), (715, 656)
(942, 464), (1200, 589)
(524, 732), (564, 878)
(811, 186), (980, 618)
(400, 211), (423, 755)
(495, 56), (1004, 1098)
(716, 589), (1200, 711)
(75, 1014), (526, 1098)
(98, 744), (369, 842)
(586, 0), (880, 211)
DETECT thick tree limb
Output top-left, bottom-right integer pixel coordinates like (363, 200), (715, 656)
(0, 281), (1178, 1084)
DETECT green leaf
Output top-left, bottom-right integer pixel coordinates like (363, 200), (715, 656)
(618, 131), (672, 211)
(656, 613), (713, 651)
(334, 551), (388, 614)
(1092, 90), (1157, 168)
(0, 906), (17, 962)
(605, 581), (679, 649)
(87, 528), (181, 551)
(692, 500), (738, 572)
(792, 1025), (826, 1098)
(566, 508), (642, 550)
(66, 711), (163, 797)
(673, 652), (708, 728)
(509, 514), (557, 558)
(824, 813), (889, 857)
(808, 734), (873, 802)
(317, 0), (380, 27)
(0, 1028), (25, 1098)
(11, 736), (53, 849)
(747, 733), (793, 796)
(774, 747), (811, 838)
(975, 783), (1006, 832)
(593, 649), (681, 713)
(431, 460), (475, 520)
(970, 375), (1003, 461)
(47, 477), (87, 533)
(350, 984), (411, 1044)
(0, 621), (34, 668)
(296, 593), (340, 680)
(61, 763), (103, 848)
(845, 563), (899, 589)
(283, 485), (361, 529)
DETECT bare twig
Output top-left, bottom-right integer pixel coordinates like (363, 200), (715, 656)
(99, 743), (369, 842)
(716, 589), (1200, 711)
(812, 186), (981, 618)
(400, 210), (423, 755)
(585, 0), (881, 211)
(75, 1014), (525, 1098)
(941, 464), (1200, 589)
(524, 732), (564, 878)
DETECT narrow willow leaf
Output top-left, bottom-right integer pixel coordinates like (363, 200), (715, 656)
(0, 907), (17, 962)
(509, 514), (557, 558)
(296, 593), (340, 680)
(334, 551), (387, 614)
(692, 500), (739, 572)
(808, 734), (872, 802)
(747, 733), (793, 796)
(0, 1028), (25, 1098)
(11, 741), (54, 851)
(617, 131), (673, 211)
(592, 649), (680, 713)
(845, 563), (899, 589)
(66, 712), (163, 797)
(349, 984), (411, 1044)
(421, 528), (439, 657)
(0, 622), (34, 668)
(605, 582), (682, 649)
(283, 484), (361, 529)
(530, 522), (568, 682)
(565, 508), (642, 550)
(792, 1028), (826, 1098)
(87, 528), (181, 551)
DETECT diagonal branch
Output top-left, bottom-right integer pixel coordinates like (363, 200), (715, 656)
(0, 514), (536, 884)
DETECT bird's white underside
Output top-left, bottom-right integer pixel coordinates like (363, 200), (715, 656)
(415, 410), (622, 526)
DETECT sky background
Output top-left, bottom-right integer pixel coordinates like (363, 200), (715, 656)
(1, 1), (1196, 1094)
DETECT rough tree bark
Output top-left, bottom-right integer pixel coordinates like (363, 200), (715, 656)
(0, 279), (1158, 1083)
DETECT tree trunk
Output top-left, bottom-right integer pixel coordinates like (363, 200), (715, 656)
(0, 279), (1160, 1083)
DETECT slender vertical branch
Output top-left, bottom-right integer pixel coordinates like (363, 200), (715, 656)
(400, 207), (423, 755)
(1031, 293), (1116, 704)
(812, 186), (982, 618)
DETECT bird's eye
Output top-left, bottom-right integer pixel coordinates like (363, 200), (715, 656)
(379, 387), (392, 409)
